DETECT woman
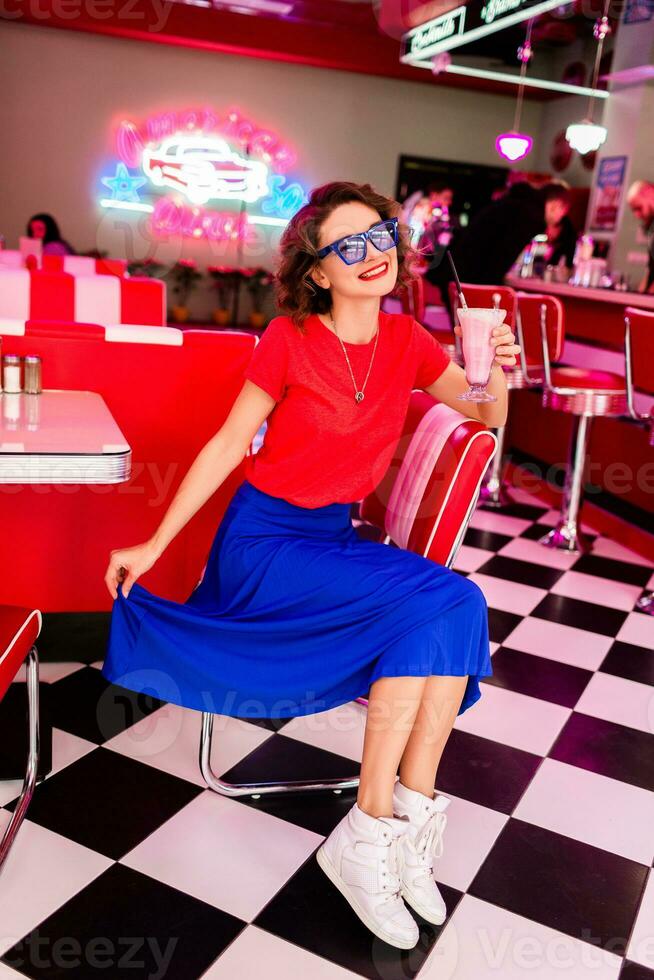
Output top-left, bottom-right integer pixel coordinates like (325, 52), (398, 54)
(26, 212), (75, 256)
(102, 181), (519, 951)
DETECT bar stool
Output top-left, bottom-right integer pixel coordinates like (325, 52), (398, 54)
(400, 275), (457, 361)
(197, 393), (497, 798)
(624, 306), (654, 614)
(0, 605), (42, 875)
(518, 293), (627, 553)
(448, 282), (522, 508)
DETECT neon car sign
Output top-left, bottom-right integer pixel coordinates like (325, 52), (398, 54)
(99, 105), (308, 241)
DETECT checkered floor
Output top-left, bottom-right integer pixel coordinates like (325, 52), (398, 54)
(1, 489), (653, 980)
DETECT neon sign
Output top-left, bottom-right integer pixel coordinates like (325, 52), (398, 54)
(98, 105), (308, 241)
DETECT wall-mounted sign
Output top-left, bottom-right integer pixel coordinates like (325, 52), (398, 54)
(589, 156), (628, 232)
(98, 106), (309, 242)
(401, 0), (574, 59)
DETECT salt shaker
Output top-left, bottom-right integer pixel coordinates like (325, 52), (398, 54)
(24, 355), (42, 394)
(2, 354), (22, 393)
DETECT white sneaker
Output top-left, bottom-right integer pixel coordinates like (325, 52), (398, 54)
(316, 801), (420, 950)
(392, 779), (450, 925)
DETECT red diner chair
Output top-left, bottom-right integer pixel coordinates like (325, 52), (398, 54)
(517, 293), (627, 553)
(400, 276), (457, 361)
(197, 392), (497, 798)
(448, 282), (522, 508)
(0, 605), (42, 875)
(624, 306), (654, 614)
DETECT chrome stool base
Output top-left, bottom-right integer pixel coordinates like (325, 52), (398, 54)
(539, 522), (593, 554)
(199, 697), (369, 798)
(636, 592), (654, 616)
(479, 479), (515, 509)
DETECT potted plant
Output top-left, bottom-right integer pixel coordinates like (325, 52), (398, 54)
(167, 259), (202, 323)
(207, 265), (239, 325)
(242, 266), (274, 328)
(127, 258), (166, 279)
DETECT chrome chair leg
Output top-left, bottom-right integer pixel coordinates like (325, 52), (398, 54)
(0, 645), (40, 875)
(199, 697), (369, 798)
(540, 413), (594, 554)
(479, 424), (513, 509)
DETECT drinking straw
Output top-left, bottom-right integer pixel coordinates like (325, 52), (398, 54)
(447, 251), (468, 310)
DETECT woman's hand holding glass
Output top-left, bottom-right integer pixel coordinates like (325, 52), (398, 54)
(453, 322), (521, 367)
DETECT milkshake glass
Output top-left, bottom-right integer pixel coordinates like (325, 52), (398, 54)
(456, 307), (506, 402)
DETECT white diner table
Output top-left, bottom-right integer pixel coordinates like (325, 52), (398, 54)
(0, 389), (131, 483)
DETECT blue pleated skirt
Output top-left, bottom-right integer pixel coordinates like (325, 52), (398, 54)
(101, 479), (492, 718)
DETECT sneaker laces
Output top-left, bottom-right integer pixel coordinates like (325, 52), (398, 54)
(411, 810), (447, 882)
(378, 833), (406, 909)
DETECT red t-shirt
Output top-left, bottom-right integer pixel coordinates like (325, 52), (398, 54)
(242, 310), (451, 508)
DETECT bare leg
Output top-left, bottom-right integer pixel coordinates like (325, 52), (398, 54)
(356, 675), (428, 819)
(398, 675), (468, 797)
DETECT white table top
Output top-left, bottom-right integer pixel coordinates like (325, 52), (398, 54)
(0, 389), (131, 483)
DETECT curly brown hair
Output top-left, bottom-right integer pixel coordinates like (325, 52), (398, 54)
(274, 181), (420, 334)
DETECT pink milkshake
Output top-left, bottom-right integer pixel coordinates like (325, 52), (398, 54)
(456, 307), (506, 402)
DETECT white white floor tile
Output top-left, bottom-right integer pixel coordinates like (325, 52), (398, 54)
(453, 545), (495, 573)
(498, 537), (579, 571)
(467, 573), (547, 617)
(574, 671), (654, 736)
(280, 702), (367, 763)
(454, 683), (570, 756)
(469, 511), (533, 537)
(514, 758), (654, 865)
(626, 869), (654, 970)
(430, 794), (508, 892)
(422, 894), (622, 979)
(0, 962), (36, 979)
(0, 815), (112, 956)
(121, 791), (323, 922)
(490, 641), (500, 655)
(617, 612), (654, 651)
(104, 703), (272, 787)
(200, 924), (362, 979)
(502, 617), (613, 671)
(550, 571), (643, 612)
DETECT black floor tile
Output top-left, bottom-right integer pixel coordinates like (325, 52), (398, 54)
(49, 665), (166, 744)
(437, 729), (542, 814)
(531, 594), (628, 638)
(476, 555), (565, 590)
(479, 502), (549, 521)
(254, 849), (462, 978)
(469, 818), (649, 954)
(570, 554), (652, 588)
(0, 862), (245, 979)
(600, 640), (654, 687)
(549, 712), (654, 793)
(620, 961), (654, 980)
(485, 647), (593, 708)
(4, 745), (203, 860)
(520, 522), (560, 542)
(487, 608), (522, 645)
(464, 527), (513, 553)
(220, 733), (361, 836)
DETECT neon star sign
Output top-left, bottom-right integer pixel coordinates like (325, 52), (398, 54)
(98, 105), (308, 241)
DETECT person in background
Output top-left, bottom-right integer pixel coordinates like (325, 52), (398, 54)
(427, 181), (454, 214)
(543, 182), (577, 269)
(26, 213), (75, 256)
(626, 180), (654, 293)
(426, 178), (546, 306)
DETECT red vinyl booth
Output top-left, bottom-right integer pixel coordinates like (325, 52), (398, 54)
(0, 270), (165, 327)
(0, 323), (257, 611)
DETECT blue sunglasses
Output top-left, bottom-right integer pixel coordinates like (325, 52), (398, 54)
(316, 216), (399, 266)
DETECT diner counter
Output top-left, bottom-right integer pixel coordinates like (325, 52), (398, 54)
(505, 274), (654, 350)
